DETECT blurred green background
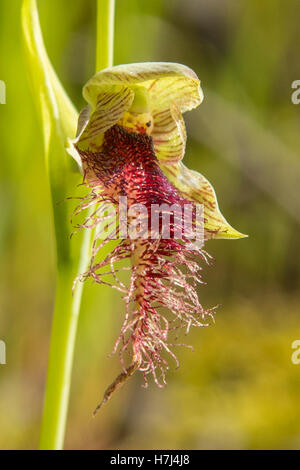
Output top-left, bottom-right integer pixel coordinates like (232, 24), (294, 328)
(1, 0), (300, 450)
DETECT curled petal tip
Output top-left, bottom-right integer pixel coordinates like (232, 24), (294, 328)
(216, 227), (248, 240)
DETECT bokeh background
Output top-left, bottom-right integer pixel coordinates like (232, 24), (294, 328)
(1, 0), (300, 450)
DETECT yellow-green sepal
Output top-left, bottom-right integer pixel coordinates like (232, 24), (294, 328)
(161, 162), (247, 240)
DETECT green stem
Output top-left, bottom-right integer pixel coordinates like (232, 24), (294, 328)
(96, 0), (115, 71)
(39, 234), (92, 450)
(39, 0), (115, 450)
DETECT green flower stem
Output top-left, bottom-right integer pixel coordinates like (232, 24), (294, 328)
(38, 0), (115, 450)
(96, 0), (115, 71)
(39, 234), (92, 450)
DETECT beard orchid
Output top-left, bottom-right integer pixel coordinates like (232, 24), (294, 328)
(69, 62), (246, 412)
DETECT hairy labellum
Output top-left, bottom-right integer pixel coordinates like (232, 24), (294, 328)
(75, 124), (214, 413)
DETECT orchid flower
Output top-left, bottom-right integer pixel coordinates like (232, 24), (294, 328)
(69, 62), (246, 412)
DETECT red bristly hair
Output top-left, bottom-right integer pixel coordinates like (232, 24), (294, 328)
(74, 124), (215, 413)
